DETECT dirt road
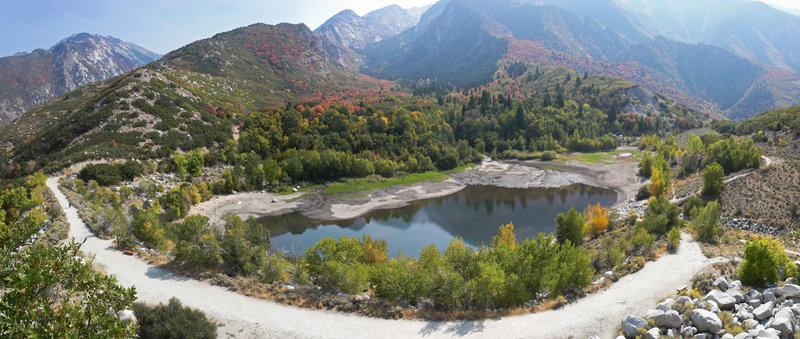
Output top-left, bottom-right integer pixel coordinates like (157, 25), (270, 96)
(47, 177), (718, 339)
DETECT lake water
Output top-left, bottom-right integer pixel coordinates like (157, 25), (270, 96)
(259, 184), (617, 257)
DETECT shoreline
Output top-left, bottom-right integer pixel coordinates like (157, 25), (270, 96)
(190, 152), (643, 227)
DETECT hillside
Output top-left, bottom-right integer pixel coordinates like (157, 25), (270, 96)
(0, 33), (160, 126)
(0, 23), (401, 176)
(361, 0), (800, 119)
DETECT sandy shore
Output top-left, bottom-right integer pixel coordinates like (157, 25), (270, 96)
(191, 152), (643, 226)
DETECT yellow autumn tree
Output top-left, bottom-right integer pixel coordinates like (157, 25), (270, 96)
(584, 203), (609, 237)
(649, 167), (669, 198)
(492, 222), (517, 250)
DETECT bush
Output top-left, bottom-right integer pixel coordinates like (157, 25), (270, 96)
(682, 196), (706, 219)
(693, 201), (721, 242)
(636, 184), (651, 201)
(701, 162), (725, 197)
(79, 163), (122, 186)
(133, 298), (217, 339)
(739, 238), (779, 286)
(631, 227), (655, 254)
(540, 151), (557, 161)
(556, 208), (584, 246)
(667, 227), (681, 252)
(641, 197), (680, 235)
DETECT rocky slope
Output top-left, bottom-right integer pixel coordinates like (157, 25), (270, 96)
(0, 33), (160, 126)
(314, 4), (428, 50)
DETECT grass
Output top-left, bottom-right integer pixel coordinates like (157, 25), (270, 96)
(276, 184), (323, 196)
(542, 166), (562, 171)
(558, 149), (641, 164)
(323, 164), (474, 195)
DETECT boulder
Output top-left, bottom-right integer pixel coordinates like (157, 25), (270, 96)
(681, 326), (697, 338)
(726, 288), (744, 303)
(650, 310), (682, 329)
(748, 289), (762, 302)
(748, 298), (761, 308)
(692, 333), (711, 339)
(645, 327), (660, 339)
(720, 334), (734, 339)
(665, 328), (676, 339)
(729, 280), (742, 290)
(657, 298), (675, 311)
(753, 301), (774, 321)
(713, 277), (729, 291)
(622, 315), (648, 338)
(736, 308), (753, 320)
(733, 333), (751, 339)
(776, 284), (800, 298)
(703, 290), (736, 310)
(769, 317), (793, 336)
(676, 296), (692, 305)
(763, 290), (776, 303)
(691, 309), (722, 333)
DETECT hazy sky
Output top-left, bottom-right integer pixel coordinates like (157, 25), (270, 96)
(0, 0), (436, 57)
(0, 0), (797, 57)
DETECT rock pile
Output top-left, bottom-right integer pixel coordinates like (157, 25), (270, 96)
(721, 217), (788, 237)
(619, 277), (800, 339)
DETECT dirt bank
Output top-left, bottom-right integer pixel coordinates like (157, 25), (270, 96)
(191, 153), (643, 226)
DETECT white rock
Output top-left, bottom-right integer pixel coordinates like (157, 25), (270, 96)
(622, 315), (648, 338)
(676, 296), (692, 305)
(645, 327), (660, 339)
(703, 290), (736, 310)
(753, 301), (774, 321)
(742, 318), (758, 329)
(726, 288), (744, 303)
(733, 333), (751, 339)
(729, 280), (742, 290)
(691, 309), (722, 333)
(774, 307), (794, 321)
(769, 317), (793, 336)
(776, 284), (800, 298)
(650, 310), (682, 329)
(720, 334), (734, 339)
(763, 291), (776, 303)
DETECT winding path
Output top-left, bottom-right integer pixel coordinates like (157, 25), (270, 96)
(47, 177), (719, 339)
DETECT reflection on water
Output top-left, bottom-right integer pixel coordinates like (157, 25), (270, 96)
(259, 184), (617, 257)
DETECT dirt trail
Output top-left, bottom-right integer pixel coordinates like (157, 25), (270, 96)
(47, 177), (719, 339)
(671, 155), (773, 205)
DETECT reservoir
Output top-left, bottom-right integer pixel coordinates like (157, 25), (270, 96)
(260, 184), (617, 257)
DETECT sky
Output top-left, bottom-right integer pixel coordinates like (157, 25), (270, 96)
(0, 0), (798, 57)
(0, 0), (436, 57)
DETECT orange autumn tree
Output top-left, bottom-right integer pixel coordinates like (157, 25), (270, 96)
(584, 203), (609, 237)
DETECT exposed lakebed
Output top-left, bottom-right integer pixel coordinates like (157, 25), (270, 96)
(260, 184), (617, 256)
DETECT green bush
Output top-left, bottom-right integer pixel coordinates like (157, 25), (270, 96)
(631, 227), (655, 254)
(682, 196), (706, 219)
(693, 201), (721, 242)
(636, 184), (651, 201)
(540, 151), (557, 161)
(133, 298), (217, 339)
(667, 227), (681, 252)
(739, 238), (779, 286)
(556, 208), (584, 246)
(641, 197), (681, 235)
(701, 162), (725, 197)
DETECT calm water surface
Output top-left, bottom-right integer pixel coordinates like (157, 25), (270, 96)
(260, 184), (617, 256)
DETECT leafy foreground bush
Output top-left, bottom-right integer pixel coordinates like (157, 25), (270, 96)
(133, 298), (217, 339)
(304, 224), (593, 311)
(739, 237), (798, 286)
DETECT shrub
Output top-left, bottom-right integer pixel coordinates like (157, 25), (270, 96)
(556, 208), (584, 246)
(682, 196), (706, 219)
(79, 163), (122, 186)
(636, 184), (651, 201)
(739, 238), (779, 286)
(552, 241), (593, 294)
(133, 298), (217, 339)
(641, 197), (681, 235)
(667, 227), (681, 252)
(540, 151), (557, 161)
(702, 163), (725, 196)
(693, 201), (721, 242)
(584, 203), (609, 237)
(631, 227), (654, 254)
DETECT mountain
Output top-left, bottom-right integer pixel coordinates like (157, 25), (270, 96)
(0, 33), (160, 126)
(314, 5), (428, 50)
(0, 23), (399, 173)
(614, 0), (800, 74)
(360, 0), (800, 118)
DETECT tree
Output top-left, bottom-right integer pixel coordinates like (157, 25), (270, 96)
(185, 151), (205, 177)
(556, 208), (584, 246)
(638, 152), (653, 178)
(693, 201), (721, 241)
(552, 241), (592, 294)
(641, 196), (681, 235)
(492, 222), (517, 250)
(584, 203), (609, 237)
(1, 179), (137, 337)
(702, 162), (725, 197)
(649, 167), (669, 198)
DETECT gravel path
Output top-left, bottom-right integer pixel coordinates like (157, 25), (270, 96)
(47, 177), (719, 339)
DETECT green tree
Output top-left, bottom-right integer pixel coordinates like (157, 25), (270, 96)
(185, 151), (205, 177)
(171, 215), (221, 269)
(552, 241), (593, 294)
(556, 208), (584, 246)
(641, 196), (681, 235)
(702, 162), (725, 196)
